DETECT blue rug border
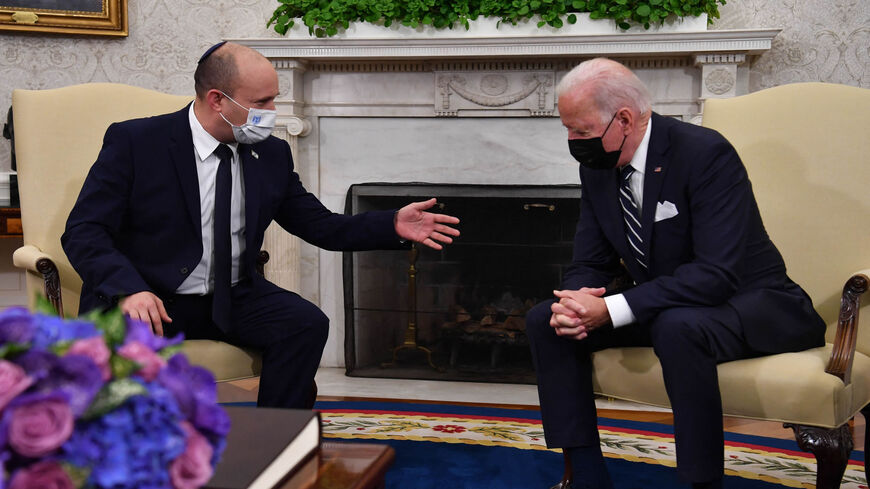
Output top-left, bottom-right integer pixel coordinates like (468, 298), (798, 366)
(225, 400), (864, 463)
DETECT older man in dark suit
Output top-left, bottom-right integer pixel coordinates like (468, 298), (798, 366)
(526, 58), (825, 489)
(62, 41), (459, 410)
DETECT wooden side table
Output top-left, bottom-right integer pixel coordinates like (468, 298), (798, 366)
(313, 442), (395, 489)
(0, 207), (22, 238)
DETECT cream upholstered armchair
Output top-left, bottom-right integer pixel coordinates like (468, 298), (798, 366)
(558, 82), (869, 489)
(11, 83), (262, 384)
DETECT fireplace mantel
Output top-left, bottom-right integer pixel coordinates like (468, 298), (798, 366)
(237, 29), (779, 61)
(236, 28), (778, 367)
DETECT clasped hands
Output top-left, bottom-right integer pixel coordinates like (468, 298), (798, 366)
(550, 287), (611, 340)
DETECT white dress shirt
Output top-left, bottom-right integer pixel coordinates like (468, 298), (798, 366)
(602, 117), (652, 328)
(176, 104), (247, 295)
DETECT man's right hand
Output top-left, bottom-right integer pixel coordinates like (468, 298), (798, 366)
(119, 291), (172, 336)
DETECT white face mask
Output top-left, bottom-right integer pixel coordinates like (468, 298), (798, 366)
(218, 91), (277, 144)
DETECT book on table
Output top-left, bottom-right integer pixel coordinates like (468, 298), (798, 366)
(206, 406), (322, 489)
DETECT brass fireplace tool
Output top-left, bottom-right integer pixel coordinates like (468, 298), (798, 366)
(382, 243), (440, 371)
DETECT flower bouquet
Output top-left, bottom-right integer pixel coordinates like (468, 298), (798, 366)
(0, 304), (229, 489)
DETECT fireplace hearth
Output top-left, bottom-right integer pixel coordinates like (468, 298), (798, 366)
(344, 183), (580, 383)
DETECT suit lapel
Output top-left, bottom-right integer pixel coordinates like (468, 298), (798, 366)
(168, 105), (202, 238)
(586, 169), (643, 279)
(640, 113), (670, 269)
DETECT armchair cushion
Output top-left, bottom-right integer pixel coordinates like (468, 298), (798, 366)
(593, 345), (870, 428)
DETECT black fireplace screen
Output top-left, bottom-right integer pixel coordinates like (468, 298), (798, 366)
(343, 183), (581, 384)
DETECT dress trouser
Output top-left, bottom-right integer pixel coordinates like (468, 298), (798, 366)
(162, 276), (328, 409)
(526, 298), (758, 483)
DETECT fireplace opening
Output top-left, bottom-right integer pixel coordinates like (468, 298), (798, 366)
(343, 183), (580, 384)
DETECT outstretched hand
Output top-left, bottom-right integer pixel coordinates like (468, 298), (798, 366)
(394, 198), (460, 250)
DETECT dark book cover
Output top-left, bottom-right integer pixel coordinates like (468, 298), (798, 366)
(206, 406), (322, 489)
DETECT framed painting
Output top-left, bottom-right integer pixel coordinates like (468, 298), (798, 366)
(0, 0), (127, 36)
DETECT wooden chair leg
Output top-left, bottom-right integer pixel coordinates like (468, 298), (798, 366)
(550, 451), (573, 489)
(786, 423), (853, 489)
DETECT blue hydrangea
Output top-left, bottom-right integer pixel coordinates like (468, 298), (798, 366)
(61, 382), (187, 489)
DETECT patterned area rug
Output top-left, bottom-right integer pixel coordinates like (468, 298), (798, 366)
(314, 400), (867, 489)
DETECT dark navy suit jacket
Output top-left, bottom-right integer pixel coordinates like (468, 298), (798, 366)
(63, 105), (399, 314)
(563, 113), (825, 353)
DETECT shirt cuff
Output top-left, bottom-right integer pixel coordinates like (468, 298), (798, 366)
(603, 293), (636, 328)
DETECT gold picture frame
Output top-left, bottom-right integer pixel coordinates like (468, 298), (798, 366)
(0, 0), (127, 37)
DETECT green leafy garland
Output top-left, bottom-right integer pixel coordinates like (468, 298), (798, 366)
(268, 0), (726, 38)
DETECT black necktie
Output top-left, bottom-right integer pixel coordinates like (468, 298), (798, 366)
(619, 166), (647, 271)
(212, 144), (233, 331)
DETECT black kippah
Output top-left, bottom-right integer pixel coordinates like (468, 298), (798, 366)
(198, 41), (227, 64)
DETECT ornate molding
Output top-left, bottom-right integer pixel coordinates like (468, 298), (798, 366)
(435, 72), (554, 116)
(234, 29), (780, 61)
(285, 116), (312, 137)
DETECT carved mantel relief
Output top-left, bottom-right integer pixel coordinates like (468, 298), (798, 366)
(435, 71), (555, 116)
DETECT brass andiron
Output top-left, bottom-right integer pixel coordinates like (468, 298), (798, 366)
(382, 243), (440, 370)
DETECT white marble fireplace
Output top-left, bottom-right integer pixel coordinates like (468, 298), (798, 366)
(236, 26), (778, 367)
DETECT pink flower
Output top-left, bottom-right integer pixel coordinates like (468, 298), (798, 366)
(0, 360), (33, 410)
(66, 336), (112, 381)
(8, 460), (74, 489)
(118, 340), (166, 381)
(170, 421), (214, 489)
(7, 395), (74, 457)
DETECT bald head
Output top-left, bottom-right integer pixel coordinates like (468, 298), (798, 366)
(194, 42), (271, 99)
(557, 58), (651, 124)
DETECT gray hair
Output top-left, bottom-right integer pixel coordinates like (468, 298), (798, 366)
(556, 58), (652, 123)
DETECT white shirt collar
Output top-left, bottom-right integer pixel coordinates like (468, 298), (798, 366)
(627, 115), (653, 175)
(188, 103), (237, 161)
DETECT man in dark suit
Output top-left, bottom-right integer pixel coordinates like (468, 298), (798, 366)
(526, 58), (825, 489)
(62, 42), (460, 409)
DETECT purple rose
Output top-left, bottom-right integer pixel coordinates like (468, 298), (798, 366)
(8, 460), (74, 489)
(66, 336), (111, 381)
(0, 307), (35, 345)
(34, 355), (103, 417)
(193, 401), (231, 438)
(118, 340), (166, 382)
(0, 360), (33, 411)
(14, 350), (57, 383)
(157, 355), (216, 420)
(169, 422), (214, 489)
(5, 393), (74, 458)
(124, 318), (184, 352)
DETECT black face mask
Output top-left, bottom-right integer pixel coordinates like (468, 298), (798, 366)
(568, 113), (627, 170)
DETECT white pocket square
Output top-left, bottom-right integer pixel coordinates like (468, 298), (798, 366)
(655, 201), (679, 222)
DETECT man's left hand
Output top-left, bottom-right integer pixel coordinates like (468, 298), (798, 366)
(395, 198), (460, 250)
(550, 287), (610, 339)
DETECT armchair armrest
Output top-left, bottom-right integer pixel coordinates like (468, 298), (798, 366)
(12, 244), (63, 316)
(825, 268), (870, 384)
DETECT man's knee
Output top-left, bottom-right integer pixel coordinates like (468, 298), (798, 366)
(297, 306), (329, 346)
(650, 308), (710, 358)
(525, 299), (556, 342)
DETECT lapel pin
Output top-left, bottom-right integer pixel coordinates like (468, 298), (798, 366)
(654, 166), (662, 172)
(251, 150), (259, 159)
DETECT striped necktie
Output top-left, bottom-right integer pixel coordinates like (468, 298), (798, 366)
(619, 166), (647, 270)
